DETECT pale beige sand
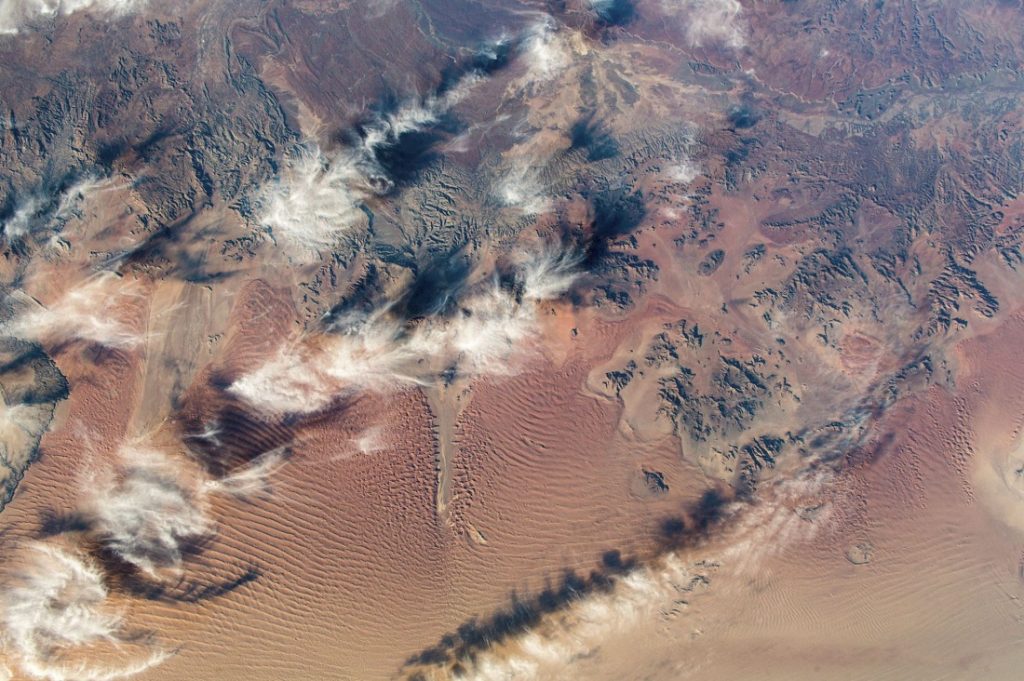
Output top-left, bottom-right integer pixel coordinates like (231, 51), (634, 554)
(0, 31), (1018, 675)
(133, 315), (711, 681)
(0, 273), (712, 680)
(463, 312), (1024, 681)
(8, 279), (1022, 681)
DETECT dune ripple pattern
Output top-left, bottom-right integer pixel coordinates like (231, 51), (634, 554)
(1, 1), (1024, 680)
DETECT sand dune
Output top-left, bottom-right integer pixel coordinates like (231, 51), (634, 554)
(1, 1), (1024, 680)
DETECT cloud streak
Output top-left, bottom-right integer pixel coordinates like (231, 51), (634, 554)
(400, 544), (720, 681)
(257, 147), (371, 255)
(403, 463), (840, 680)
(464, 555), (711, 681)
(496, 162), (552, 216)
(662, 0), (745, 49)
(202, 447), (288, 498)
(257, 68), (493, 258)
(1, 543), (168, 681)
(1, 175), (113, 246)
(0, 272), (147, 350)
(83, 448), (211, 578)
(1, 439), (288, 676)
(0, 0), (148, 36)
(81, 444), (289, 577)
(231, 246), (582, 415)
(520, 17), (570, 83)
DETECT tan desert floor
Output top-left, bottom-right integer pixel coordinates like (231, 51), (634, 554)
(3, 308), (1023, 681)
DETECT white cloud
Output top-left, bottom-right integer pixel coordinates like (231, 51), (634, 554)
(83, 448), (211, 578)
(496, 162), (551, 216)
(258, 74), (486, 258)
(431, 285), (534, 374)
(662, 0), (746, 49)
(355, 74), (480, 162)
(520, 17), (570, 83)
(0, 272), (147, 350)
(51, 175), (118, 227)
(0, 270), (146, 348)
(354, 426), (385, 455)
(232, 247), (581, 415)
(1, 176), (118, 248)
(517, 249), (582, 302)
(1, 543), (169, 681)
(1, 196), (42, 241)
(408, 467), (838, 680)
(257, 147), (371, 254)
(1, 443), (287, 679)
(202, 447), (288, 498)
(0, 0), (148, 35)
(82, 445), (290, 577)
(720, 471), (833, 573)
(227, 308), (432, 415)
(0, 394), (56, 478)
(450, 554), (713, 681)
(667, 158), (700, 185)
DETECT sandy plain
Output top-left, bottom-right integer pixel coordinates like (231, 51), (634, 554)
(1, 1), (1024, 680)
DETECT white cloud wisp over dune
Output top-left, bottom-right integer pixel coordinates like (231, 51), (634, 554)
(83, 448), (211, 578)
(81, 445), (290, 577)
(231, 246), (582, 416)
(0, 273), (148, 351)
(0, 543), (169, 681)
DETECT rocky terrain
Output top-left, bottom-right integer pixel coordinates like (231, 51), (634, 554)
(0, 1), (1023, 680)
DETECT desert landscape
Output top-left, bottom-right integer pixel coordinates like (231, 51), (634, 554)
(0, 1), (1023, 679)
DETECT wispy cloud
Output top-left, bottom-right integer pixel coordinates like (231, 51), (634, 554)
(0, 434), (286, 676)
(202, 447), (288, 498)
(257, 74), (486, 258)
(411, 553), (715, 681)
(51, 176), (113, 223)
(667, 157), (700, 185)
(229, 290), (526, 415)
(257, 147), (371, 254)
(662, 0), (746, 49)
(0, 272), (147, 350)
(1, 542), (169, 681)
(496, 162), (552, 216)
(477, 463), (846, 680)
(516, 248), (582, 302)
(407, 469), (834, 681)
(354, 426), (385, 455)
(520, 17), (571, 83)
(0, 0), (148, 36)
(719, 471), (833, 573)
(81, 445), (289, 577)
(254, 15), (580, 256)
(1, 175), (113, 245)
(231, 245), (581, 415)
(1, 196), (43, 242)
(83, 448), (211, 578)
(0, 399), (44, 442)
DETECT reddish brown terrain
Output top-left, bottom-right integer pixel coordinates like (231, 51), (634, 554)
(1, 1), (1023, 680)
